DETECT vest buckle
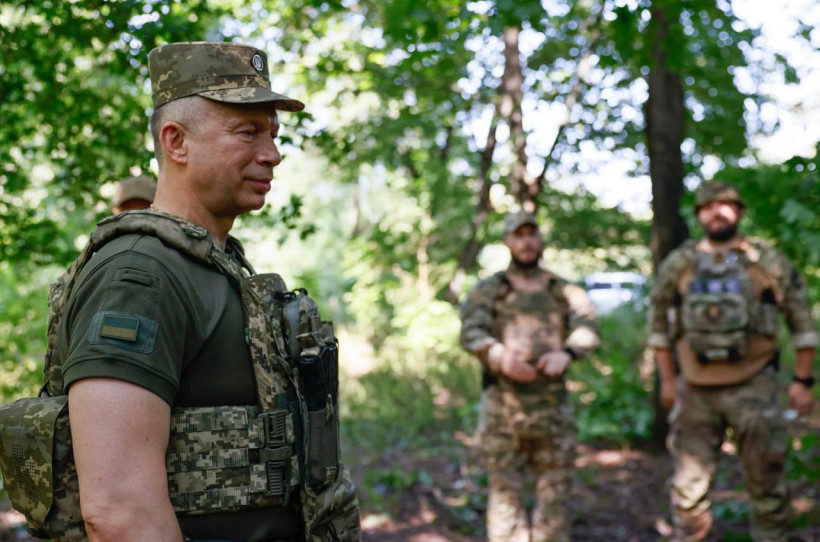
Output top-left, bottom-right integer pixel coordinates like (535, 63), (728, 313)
(260, 446), (292, 497)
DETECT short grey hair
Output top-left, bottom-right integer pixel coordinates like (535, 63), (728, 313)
(149, 96), (209, 169)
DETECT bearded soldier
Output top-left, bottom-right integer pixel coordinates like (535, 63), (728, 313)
(459, 211), (600, 542)
(648, 181), (817, 541)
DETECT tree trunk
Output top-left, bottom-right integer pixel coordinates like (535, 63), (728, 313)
(500, 26), (536, 211)
(645, 2), (689, 448)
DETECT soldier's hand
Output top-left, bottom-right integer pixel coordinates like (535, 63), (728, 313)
(500, 348), (537, 383)
(788, 382), (814, 416)
(536, 350), (572, 377)
(660, 378), (676, 410)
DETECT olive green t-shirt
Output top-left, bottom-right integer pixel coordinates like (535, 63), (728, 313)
(59, 233), (300, 540)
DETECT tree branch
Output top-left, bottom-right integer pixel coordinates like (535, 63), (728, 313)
(442, 110), (499, 305)
(535, 6), (606, 190)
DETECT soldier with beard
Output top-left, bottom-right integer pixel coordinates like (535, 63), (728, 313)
(648, 182), (817, 541)
(459, 211), (600, 542)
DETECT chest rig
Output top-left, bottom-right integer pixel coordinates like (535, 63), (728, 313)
(0, 211), (358, 541)
(484, 270), (569, 390)
(492, 272), (568, 364)
(678, 248), (779, 364)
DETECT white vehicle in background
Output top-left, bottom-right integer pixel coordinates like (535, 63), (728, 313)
(582, 271), (647, 315)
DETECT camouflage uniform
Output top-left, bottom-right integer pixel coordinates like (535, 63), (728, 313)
(460, 227), (599, 542)
(648, 183), (818, 542)
(0, 43), (361, 542)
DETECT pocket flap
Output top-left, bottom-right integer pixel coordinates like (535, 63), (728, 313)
(0, 396), (67, 525)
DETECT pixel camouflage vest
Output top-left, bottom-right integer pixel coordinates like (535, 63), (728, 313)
(0, 211), (360, 541)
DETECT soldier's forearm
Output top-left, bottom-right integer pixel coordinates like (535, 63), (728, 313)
(460, 333), (497, 357)
(564, 326), (600, 360)
(654, 348), (676, 383)
(795, 348), (815, 379)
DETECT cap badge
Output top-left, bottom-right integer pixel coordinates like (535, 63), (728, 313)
(251, 53), (265, 74)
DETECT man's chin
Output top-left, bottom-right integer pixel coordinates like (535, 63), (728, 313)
(705, 224), (738, 242)
(512, 256), (539, 269)
(235, 198), (267, 217)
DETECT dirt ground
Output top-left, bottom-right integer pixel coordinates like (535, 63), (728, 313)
(356, 441), (820, 542)
(3, 433), (818, 542)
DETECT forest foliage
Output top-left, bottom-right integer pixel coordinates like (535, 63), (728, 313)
(2, 0), (819, 508)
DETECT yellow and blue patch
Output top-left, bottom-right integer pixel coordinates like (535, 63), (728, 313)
(90, 311), (158, 354)
(100, 314), (140, 342)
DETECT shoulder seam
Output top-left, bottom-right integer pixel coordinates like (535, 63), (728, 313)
(76, 236), (203, 338)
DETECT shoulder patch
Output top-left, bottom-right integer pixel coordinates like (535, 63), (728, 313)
(90, 311), (158, 354)
(100, 314), (139, 341)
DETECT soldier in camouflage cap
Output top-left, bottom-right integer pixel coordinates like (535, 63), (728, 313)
(502, 210), (538, 236)
(112, 175), (157, 213)
(460, 211), (599, 542)
(694, 181), (745, 211)
(3, 41), (360, 541)
(648, 181), (816, 540)
(148, 41), (304, 111)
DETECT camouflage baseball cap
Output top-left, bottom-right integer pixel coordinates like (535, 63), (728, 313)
(695, 181), (745, 209)
(148, 42), (304, 112)
(503, 211), (538, 236)
(113, 176), (157, 207)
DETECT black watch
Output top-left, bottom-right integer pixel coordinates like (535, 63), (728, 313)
(793, 375), (815, 388)
(563, 347), (578, 360)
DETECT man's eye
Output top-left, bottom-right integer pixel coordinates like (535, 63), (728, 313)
(242, 130), (258, 136)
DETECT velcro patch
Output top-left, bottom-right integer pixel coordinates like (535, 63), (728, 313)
(90, 311), (158, 354)
(100, 314), (140, 342)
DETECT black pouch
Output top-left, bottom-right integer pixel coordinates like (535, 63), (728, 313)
(281, 290), (341, 489)
(302, 344), (340, 488)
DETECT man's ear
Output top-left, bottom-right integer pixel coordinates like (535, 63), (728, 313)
(159, 121), (189, 166)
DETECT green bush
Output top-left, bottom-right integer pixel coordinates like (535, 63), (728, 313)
(571, 305), (653, 444)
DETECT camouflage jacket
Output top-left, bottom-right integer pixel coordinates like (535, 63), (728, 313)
(648, 236), (818, 352)
(459, 265), (599, 376)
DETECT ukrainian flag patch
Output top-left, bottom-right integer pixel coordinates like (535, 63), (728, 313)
(100, 314), (140, 342)
(90, 311), (158, 354)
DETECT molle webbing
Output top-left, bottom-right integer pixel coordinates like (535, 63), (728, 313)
(240, 274), (300, 413)
(166, 403), (299, 513)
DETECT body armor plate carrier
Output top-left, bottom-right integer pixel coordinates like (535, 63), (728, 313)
(677, 248), (780, 364)
(0, 211), (361, 541)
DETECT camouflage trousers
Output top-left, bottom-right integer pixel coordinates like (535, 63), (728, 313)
(667, 368), (790, 542)
(479, 381), (575, 542)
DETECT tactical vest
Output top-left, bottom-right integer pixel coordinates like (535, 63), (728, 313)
(668, 241), (782, 386)
(489, 271), (568, 373)
(0, 211), (360, 541)
(491, 271), (568, 363)
(487, 269), (571, 432)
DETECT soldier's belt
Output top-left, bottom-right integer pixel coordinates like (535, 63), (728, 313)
(167, 403), (300, 513)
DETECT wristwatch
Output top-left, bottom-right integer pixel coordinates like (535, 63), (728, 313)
(793, 375), (815, 388)
(563, 347), (578, 360)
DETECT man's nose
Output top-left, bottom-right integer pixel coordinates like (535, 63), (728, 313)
(259, 137), (282, 167)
